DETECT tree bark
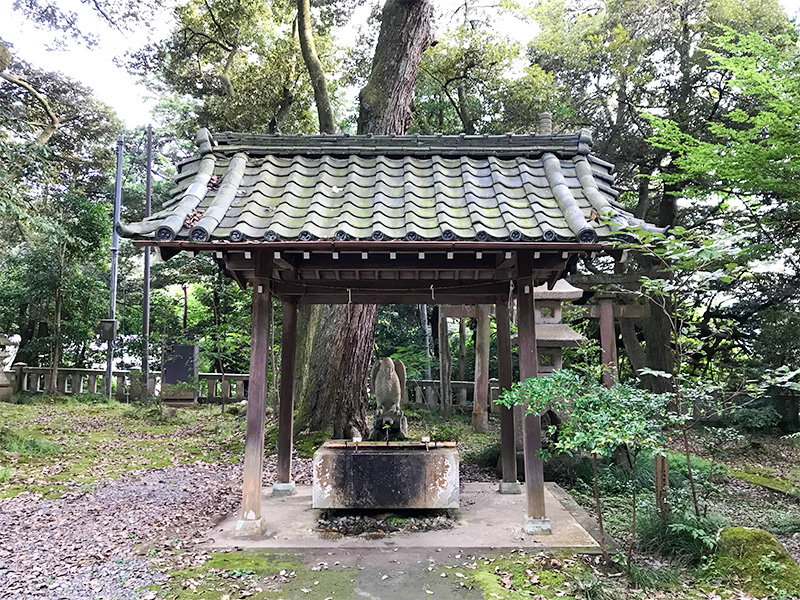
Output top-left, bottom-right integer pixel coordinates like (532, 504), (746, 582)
(296, 0), (335, 134)
(295, 304), (374, 439)
(294, 0), (434, 437)
(357, 0), (435, 135)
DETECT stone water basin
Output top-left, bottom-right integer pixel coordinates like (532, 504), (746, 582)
(312, 441), (459, 510)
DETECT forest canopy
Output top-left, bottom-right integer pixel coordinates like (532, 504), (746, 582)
(1, 0), (799, 425)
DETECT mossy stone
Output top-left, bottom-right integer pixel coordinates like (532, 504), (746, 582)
(713, 526), (800, 597)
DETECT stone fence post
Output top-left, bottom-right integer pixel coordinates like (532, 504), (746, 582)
(12, 363), (27, 394)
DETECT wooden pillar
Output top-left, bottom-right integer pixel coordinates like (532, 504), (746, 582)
(517, 251), (550, 533)
(458, 318), (467, 405)
(496, 297), (521, 493)
(598, 297), (618, 388)
(439, 312), (453, 418)
(237, 274), (271, 536)
(274, 300), (298, 496)
(472, 305), (491, 432)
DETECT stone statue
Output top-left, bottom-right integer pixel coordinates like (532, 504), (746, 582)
(369, 357), (408, 440)
(0, 335), (13, 403)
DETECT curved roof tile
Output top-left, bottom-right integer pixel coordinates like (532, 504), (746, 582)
(119, 130), (666, 243)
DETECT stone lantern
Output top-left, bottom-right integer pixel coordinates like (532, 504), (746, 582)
(511, 280), (586, 457)
(0, 334), (14, 403)
(532, 279), (585, 373)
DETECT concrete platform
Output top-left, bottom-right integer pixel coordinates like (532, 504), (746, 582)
(205, 482), (601, 553)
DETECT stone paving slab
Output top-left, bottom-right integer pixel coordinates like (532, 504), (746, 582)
(205, 482), (600, 553)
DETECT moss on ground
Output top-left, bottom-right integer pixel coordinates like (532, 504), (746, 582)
(705, 527), (800, 598)
(731, 468), (800, 499)
(155, 551), (355, 599)
(464, 553), (598, 600)
(0, 399), (249, 498)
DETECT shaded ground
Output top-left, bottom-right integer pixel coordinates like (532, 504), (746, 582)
(2, 399), (800, 599)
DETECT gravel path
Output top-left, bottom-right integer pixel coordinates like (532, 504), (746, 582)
(0, 446), (499, 600)
(0, 462), (241, 599)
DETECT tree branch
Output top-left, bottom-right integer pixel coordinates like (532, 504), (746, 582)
(296, 0), (335, 134)
(0, 71), (60, 145)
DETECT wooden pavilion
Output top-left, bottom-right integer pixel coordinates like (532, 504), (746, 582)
(119, 119), (664, 536)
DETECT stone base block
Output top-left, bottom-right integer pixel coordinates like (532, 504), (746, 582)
(234, 516), (267, 537)
(272, 482), (296, 497)
(524, 516), (552, 535)
(313, 444), (459, 509)
(498, 481), (522, 495)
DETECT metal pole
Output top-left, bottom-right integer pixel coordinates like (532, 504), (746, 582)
(142, 125), (152, 401)
(105, 134), (124, 398)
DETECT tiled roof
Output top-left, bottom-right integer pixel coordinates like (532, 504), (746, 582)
(119, 129), (664, 244)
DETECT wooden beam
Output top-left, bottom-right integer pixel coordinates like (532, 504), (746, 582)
(283, 293), (508, 305)
(517, 251), (549, 530)
(293, 253), (502, 271)
(598, 297), (618, 388)
(496, 297), (519, 489)
(441, 305), (478, 319)
(569, 303), (651, 319)
(237, 275), (271, 536)
(276, 300), (298, 486)
(472, 304), (491, 433)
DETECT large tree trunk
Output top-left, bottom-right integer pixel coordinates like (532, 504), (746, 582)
(295, 304), (374, 438)
(294, 0), (435, 437)
(357, 0), (434, 135)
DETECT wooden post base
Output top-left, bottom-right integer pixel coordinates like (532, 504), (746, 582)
(272, 482), (296, 497)
(498, 481), (522, 494)
(235, 516), (267, 537)
(524, 516), (552, 535)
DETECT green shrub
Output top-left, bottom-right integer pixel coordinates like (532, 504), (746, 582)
(637, 509), (724, 564)
(767, 513), (800, 536)
(0, 428), (60, 455)
(625, 560), (681, 590)
(10, 393), (37, 405)
(464, 441), (500, 469)
(721, 404), (781, 431)
(0, 467), (13, 482)
(68, 393), (116, 405)
(429, 424), (461, 442)
(566, 570), (611, 600)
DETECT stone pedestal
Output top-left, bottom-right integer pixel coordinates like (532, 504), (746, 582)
(235, 516), (267, 537)
(0, 344), (12, 402)
(312, 443), (459, 509)
(524, 516), (552, 535)
(0, 374), (11, 402)
(272, 481), (296, 497)
(499, 481), (522, 494)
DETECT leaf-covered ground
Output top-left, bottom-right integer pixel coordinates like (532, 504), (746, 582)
(2, 398), (800, 599)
